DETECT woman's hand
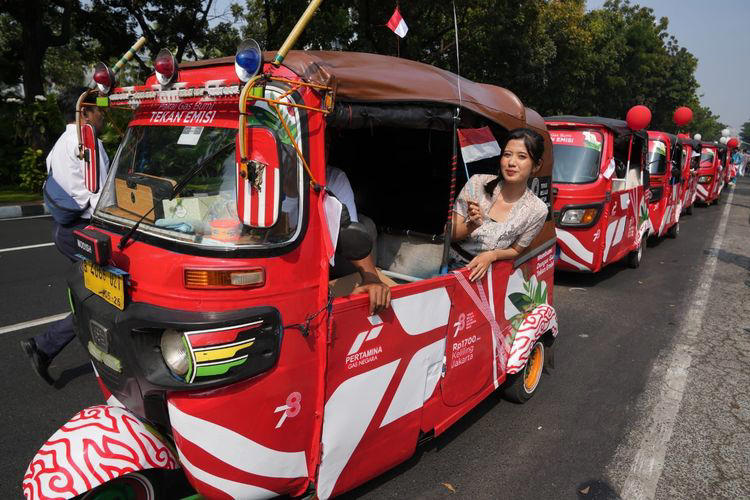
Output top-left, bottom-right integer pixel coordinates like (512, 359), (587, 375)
(465, 200), (483, 231)
(467, 250), (497, 282)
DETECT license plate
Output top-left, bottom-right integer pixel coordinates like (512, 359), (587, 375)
(83, 260), (126, 310)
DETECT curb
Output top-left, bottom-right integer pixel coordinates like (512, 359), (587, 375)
(0, 203), (49, 220)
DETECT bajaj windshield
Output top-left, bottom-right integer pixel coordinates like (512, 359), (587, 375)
(94, 107), (303, 251)
(647, 140), (668, 175)
(550, 130), (603, 183)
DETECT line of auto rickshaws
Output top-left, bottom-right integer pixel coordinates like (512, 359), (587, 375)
(545, 106), (737, 273)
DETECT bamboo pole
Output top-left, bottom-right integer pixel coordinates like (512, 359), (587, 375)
(272, 0), (324, 66)
(112, 36), (148, 74)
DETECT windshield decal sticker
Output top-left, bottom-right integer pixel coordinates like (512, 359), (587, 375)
(177, 126), (204, 146)
(582, 131), (602, 151)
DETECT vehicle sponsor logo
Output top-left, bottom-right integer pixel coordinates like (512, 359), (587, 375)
(593, 228), (601, 242)
(452, 312), (477, 337)
(536, 247), (555, 276)
(345, 315), (384, 370)
(274, 392), (302, 429)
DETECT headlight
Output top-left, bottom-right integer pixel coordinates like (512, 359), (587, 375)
(559, 207), (599, 227)
(698, 175), (713, 184)
(160, 329), (191, 378)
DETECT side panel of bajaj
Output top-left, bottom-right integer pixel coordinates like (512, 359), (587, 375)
(547, 118), (650, 272)
(646, 131), (681, 238)
(317, 117), (558, 497)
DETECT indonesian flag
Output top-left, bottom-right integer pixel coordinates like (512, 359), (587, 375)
(387, 7), (409, 38)
(457, 127), (502, 163)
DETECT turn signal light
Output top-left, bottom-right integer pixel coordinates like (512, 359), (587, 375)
(559, 207), (600, 227)
(184, 268), (265, 289)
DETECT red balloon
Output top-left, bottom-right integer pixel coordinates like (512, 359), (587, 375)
(626, 105), (651, 130)
(673, 106), (693, 127)
(727, 138), (739, 149)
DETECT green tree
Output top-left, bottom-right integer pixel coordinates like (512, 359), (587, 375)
(740, 120), (750, 144)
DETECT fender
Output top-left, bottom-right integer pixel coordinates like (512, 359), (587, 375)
(506, 304), (558, 374)
(23, 405), (178, 500)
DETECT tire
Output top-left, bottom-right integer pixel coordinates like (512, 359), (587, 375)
(667, 221), (679, 238)
(78, 472), (155, 500)
(502, 341), (544, 403)
(76, 469), (194, 500)
(627, 238), (644, 268)
(686, 204), (693, 215)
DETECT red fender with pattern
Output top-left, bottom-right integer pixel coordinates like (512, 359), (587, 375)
(23, 405), (178, 500)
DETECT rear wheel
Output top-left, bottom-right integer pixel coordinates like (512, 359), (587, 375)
(667, 221), (679, 238)
(627, 238), (644, 268)
(503, 342), (544, 403)
(686, 204), (693, 215)
(79, 472), (155, 500)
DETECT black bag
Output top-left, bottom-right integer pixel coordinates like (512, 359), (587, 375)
(43, 171), (87, 225)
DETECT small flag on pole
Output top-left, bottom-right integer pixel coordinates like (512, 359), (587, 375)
(387, 7), (409, 38)
(457, 127), (502, 163)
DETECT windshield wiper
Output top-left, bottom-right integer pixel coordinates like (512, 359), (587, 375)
(118, 141), (235, 250)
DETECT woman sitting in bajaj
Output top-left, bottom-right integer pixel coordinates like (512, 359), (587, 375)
(451, 128), (548, 281)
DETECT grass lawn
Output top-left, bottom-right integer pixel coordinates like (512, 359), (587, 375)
(0, 185), (42, 204)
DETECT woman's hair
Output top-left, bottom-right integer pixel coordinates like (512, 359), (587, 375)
(484, 127), (545, 195)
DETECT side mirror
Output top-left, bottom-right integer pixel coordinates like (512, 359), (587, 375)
(337, 222), (373, 261)
(671, 166), (681, 181)
(81, 123), (99, 193)
(615, 160), (627, 178)
(236, 127), (282, 228)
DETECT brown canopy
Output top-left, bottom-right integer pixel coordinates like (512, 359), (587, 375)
(181, 51), (528, 131)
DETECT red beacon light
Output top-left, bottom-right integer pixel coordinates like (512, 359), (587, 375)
(154, 48), (177, 87)
(93, 62), (115, 94)
(234, 39), (262, 82)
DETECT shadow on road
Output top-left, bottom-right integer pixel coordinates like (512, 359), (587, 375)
(554, 261), (628, 288)
(576, 479), (622, 499)
(54, 362), (93, 390)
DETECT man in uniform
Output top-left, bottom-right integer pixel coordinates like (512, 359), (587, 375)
(20, 87), (110, 385)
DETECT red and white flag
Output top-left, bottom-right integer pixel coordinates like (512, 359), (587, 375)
(457, 127), (502, 163)
(387, 7), (409, 38)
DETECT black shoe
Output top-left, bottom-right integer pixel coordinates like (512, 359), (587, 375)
(20, 339), (54, 385)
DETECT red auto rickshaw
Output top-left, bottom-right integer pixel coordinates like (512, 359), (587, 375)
(23, 29), (560, 500)
(677, 135), (701, 215)
(696, 142), (723, 205)
(645, 131), (682, 238)
(545, 115), (650, 271)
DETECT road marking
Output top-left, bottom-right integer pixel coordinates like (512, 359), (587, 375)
(620, 189), (734, 499)
(0, 214), (51, 221)
(0, 242), (55, 253)
(0, 312), (69, 335)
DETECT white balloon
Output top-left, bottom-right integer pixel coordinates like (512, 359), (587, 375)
(694, 133), (702, 141)
(721, 128), (731, 137)
(720, 137), (728, 144)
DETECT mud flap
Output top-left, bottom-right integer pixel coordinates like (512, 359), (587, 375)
(23, 405), (178, 500)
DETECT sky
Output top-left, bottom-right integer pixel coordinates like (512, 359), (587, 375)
(209, 0), (750, 133)
(586, 0), (749, 133)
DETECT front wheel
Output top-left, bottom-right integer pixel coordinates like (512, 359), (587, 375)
(667, 221), (679, 238)
(627, 238), (644, 268)
(78, 472), (155, 500)
(686, 203), (693, 215)
(503, 341), (544, 403)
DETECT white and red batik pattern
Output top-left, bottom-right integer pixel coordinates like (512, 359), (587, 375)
(23, 405), (177, 500)
(506, 304), (558, 374)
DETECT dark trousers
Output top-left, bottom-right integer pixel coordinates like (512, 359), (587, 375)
(34, 219), (89, 359)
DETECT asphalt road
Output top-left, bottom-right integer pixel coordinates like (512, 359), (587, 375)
(1, 180), (748, 499)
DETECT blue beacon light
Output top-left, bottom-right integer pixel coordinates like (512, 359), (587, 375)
(235, 39), (262, 82)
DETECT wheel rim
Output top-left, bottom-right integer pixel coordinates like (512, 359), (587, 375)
(637, 243), (643, 262)
(523, 343), (544, 394)
(82, 473), (155, 500)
